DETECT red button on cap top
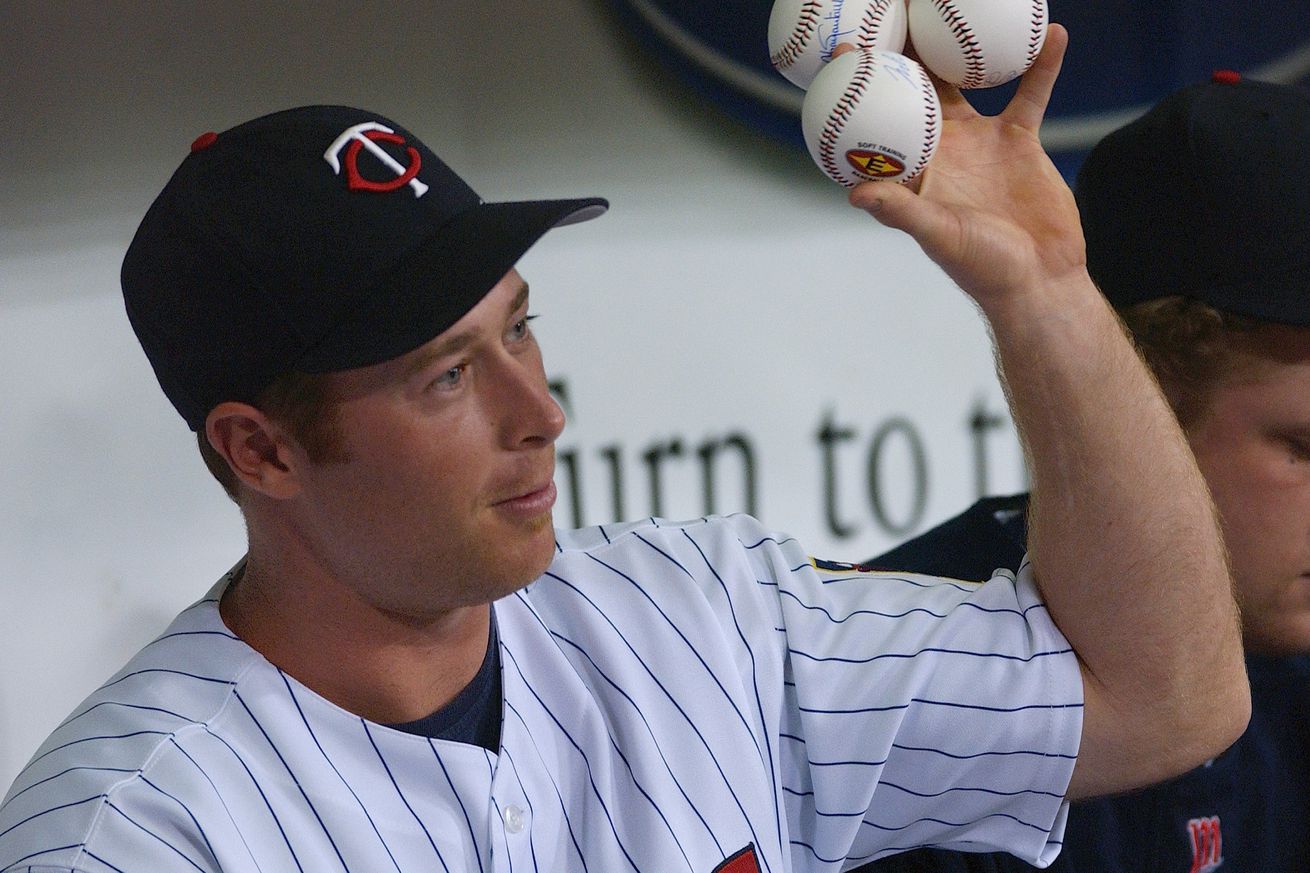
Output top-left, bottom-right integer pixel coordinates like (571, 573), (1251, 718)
(1211, 70), (1242, 85)
(191, 131), (219, 152)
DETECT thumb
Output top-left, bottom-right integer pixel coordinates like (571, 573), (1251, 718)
(849, 181), (957, 250)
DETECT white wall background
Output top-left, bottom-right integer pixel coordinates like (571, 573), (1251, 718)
(0, 1), (1025, 790)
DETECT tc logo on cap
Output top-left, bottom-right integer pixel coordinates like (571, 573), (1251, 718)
(324, 122), (430, 197)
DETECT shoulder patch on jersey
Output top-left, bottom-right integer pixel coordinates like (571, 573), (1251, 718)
(712, 842), (761, 873)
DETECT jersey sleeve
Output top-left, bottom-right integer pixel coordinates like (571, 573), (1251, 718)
(749, 516), (1081, 868)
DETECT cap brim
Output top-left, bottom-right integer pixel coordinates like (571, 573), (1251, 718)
(297, 196), (607, 373)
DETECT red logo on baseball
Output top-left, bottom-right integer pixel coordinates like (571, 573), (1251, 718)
(846, 149), (905, 178)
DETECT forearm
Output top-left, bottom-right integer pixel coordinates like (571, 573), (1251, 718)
(984, 274), (1248, 798)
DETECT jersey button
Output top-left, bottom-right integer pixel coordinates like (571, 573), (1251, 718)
(503, 804), (526, 834)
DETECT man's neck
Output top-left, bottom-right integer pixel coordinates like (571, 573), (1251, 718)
(219, 551), (492, 725)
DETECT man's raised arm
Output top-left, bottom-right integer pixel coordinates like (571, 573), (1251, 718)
(849, 25), (1249, 799)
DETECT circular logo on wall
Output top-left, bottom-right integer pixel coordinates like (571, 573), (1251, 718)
(607, 0), (1310, 178)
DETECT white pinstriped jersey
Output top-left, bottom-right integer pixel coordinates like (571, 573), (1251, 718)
(1, 514), (1081, 872)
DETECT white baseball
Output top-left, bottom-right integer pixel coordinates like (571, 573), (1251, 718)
(907, 0), (1048, 89)
(769, 0), (908, 90)
(801, 48), (941, 187)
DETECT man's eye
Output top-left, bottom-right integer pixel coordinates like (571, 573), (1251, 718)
(432, 365), (465, 389)
(509, 314), (538, 341)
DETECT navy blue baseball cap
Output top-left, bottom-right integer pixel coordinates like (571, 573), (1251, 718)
(1076, 72), (1310, 325)
(122, 105), (607, 431)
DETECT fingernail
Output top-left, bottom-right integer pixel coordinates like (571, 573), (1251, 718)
(851, 193), (882, 212)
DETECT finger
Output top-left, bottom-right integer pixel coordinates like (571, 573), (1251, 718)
(1001, 23), (1069, 131)
(905, 36), (975, 120)
(832, 42), (855, 59)
(900, 32), (924, 67)
(928, 65), (973, 120)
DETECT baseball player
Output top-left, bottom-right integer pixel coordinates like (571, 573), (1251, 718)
(855, 72), (1310, 873)
(0, 27), (1247, 871)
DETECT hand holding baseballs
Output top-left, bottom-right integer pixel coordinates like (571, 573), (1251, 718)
(770, 0), (1051, 187)
(849, 25), (1084, 311)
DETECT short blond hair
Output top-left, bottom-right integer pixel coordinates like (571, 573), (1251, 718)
(1119, 296), (1269, 428)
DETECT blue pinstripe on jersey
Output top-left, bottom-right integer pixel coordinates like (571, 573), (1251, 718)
(139, 775), (220, 866)
(81, 848), (126, 871)
(541, 623), (723, 857)
(167, 738), (263, 869)
(1, 796), (103, 842)
(103, 799), (206, 870)
(429, 744), (482, 872)
(202, 724), (307, 871)
(579, 545), (775, 770)
(275, 677), (406, 871)
(777, 586), (1049, 621)
(874, 779), (1064, 801)
(362, 722), (452, 872)
(24, 732), (172, 772)
(2, 771), (134, 809)
(500, 647), (642, 872)
(542, 561), (776, 869)
(498, 742), (584, 872)
(525, 618), (707, 869)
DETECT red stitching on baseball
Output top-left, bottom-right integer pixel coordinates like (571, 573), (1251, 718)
(906, 64), (939, 181)
(772, 0), (825, 70)
(1025, 0), (1046, 68)
(930, 0), (985, 88)
(857, 0), (890, 45)
(818, 50), (878, 187)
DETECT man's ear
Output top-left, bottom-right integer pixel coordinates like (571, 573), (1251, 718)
(205, 403), (303, 499)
